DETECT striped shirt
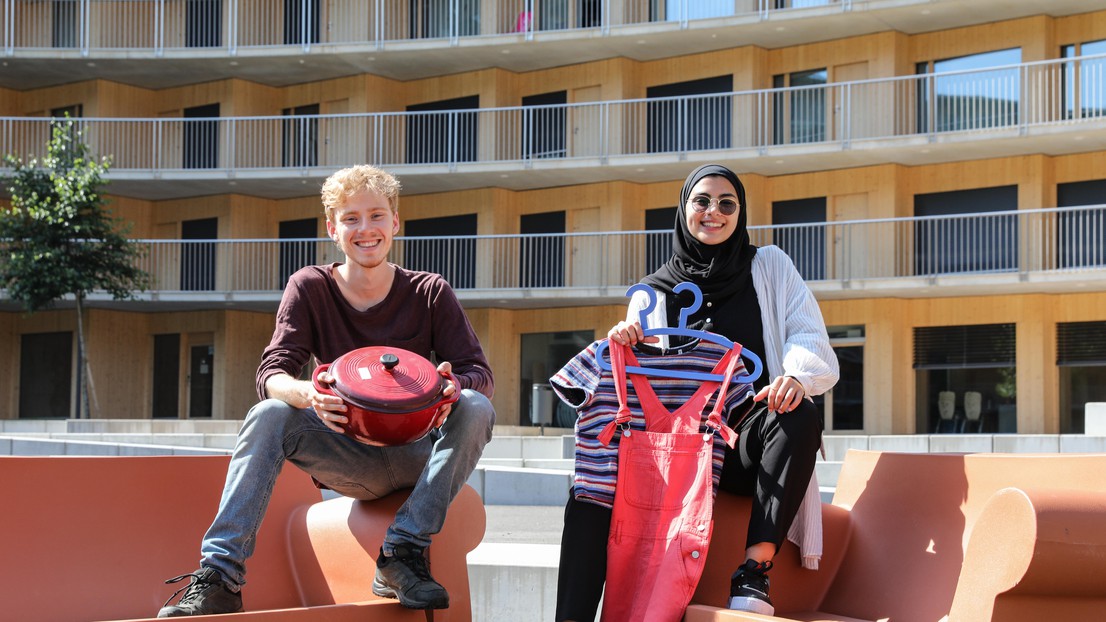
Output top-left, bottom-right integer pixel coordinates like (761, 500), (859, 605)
(551, 339), (755, 509)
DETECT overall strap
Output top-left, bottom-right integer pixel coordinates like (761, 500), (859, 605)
(598, 340), (634, 446)
(703, 344), (743, 448)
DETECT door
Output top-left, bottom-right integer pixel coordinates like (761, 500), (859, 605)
(20, 332), (73, 419)
(833, 61), (869, 140)
(183, 103), (220, 169)
(570, 207), (600, 286)
(279, 218), (318, 288)
(188, 344), (214, 419)
(152, 334), (181, 419)
(181, 217), (218, 291)
(570, 85), (602, 157)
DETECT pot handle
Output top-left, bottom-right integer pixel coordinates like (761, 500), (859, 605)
(312, 363), (335, 396)
(440, 371), (461, 407)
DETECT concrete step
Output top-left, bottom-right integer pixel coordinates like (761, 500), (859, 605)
(0, 435), (231, 457)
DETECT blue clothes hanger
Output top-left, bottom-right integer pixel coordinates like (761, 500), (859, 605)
(594, 282), (763, 385)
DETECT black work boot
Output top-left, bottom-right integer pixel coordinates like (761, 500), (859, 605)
(728, 559), (774, 615)
(372, 545), (450, 610)
(157, 567), (243, 617)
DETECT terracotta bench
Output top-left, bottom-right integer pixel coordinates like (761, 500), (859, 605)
(0, 455), (485, 622)
(686, 450), (1106, 622)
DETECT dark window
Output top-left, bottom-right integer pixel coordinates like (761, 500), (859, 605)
(1056, 179), (1106, 269)
(913, 185), (1018, 275)
(20, 332), (72, 419)
(278, 218), (317, 288)
(520, 330), (594, 427)
(282, 103), (320, 167)
(520, 211), (565, 288)
(181, 217), (218, 291)
(1062, 40), (1106, 120)
(183, 103), (220, 169)
(915, 323), (1017, 434)
(916, 48), (1021, 133)
(772, 197), (826, 280)
(189, 345), (214, 418)
(404, 214), (477, 289)
(52, 0), (78, 48)
(152, 334), (181, 419)
(578, 0), (602, 27)
(49, 104), (83, 143)
(1058, 321), (1106, 433)
(645, 207), (675, 274)
(773, 68), (827, 144)
(406, 95), (479, 164)
(410, 0), (480, 38)
(522, 91), (567, 160)
(186, 0), (222, 48)
(647, 75), (732, 153)
(284, 0), (320, 44)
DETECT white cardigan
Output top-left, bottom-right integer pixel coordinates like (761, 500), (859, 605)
(627, 245), (840, 569)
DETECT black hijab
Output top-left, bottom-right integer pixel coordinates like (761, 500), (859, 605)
(642, 163), (757, 299)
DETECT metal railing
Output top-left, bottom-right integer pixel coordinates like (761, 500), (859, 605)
(1, 0), (852, 54)
(1, 54), (1102, 173)
(8, 205), (1096, 299)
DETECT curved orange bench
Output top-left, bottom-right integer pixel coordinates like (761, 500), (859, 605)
(685, 450), (1106, 622)
(0, 455), (485, 622)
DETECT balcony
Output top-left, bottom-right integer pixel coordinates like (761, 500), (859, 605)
(3, 0), (1095, 89)
(3, 205), (1103, 312)
(2, 54), (1104, 199)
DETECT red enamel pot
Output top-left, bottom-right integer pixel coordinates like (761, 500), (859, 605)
(312, 346), (458, 446)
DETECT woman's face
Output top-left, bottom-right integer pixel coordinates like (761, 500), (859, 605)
(684, 175), (740, 246)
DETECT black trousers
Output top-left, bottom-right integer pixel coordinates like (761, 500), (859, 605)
(555, 400), (822, 622)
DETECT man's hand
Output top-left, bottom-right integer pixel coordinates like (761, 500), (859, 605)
(754, 375), (805, 413)
(309, 371), (349, 434)
(433, 361), (456, 428)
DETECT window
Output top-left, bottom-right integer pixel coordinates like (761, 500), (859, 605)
(282, 104), (319, 167)
(914, 324), (1016, 434)
(916, 48), (1021, 133)
(913, 185), (1018, 275)
(52, 0), (78, 48)
(186, 0), (222, 48)
(1056, 179), (1106, 269)
(521, 91), (567, 159)
(520, 211), (566, 288)
(406, 95), (478, 164)
(20, 332), (73, 419)
(181, 217), (218, 291)
(183, 103), (220, 169)
(813, 326), (864, 431)
(410, 0), (480, 38)
(520, 330), (594, 427)
(278, 218), (317, 289)
(772, 197), (826, 281)
(647, 75), (733, 153)
(666, 0), (733, 20)
(1062, 39), (1106, 120)
(645, 207), (675, 274)
(1058, 321), (1106, 433)
(152, 334), (181, 419)
(773, 68), (827, 144)
(284, 0), (320, 45)
(404, 214), (477, 289)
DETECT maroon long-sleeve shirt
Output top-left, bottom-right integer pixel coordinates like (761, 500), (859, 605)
(256, 263), (494, 401)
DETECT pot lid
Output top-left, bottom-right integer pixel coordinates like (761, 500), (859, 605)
(327, 346), (446, 412)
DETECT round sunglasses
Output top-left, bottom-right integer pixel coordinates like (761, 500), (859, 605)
(687, 194), (739, 216)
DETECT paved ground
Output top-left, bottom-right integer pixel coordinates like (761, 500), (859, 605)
(481, 505), (564, 545)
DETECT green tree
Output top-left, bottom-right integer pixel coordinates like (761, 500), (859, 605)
(1, 119), (149, 418)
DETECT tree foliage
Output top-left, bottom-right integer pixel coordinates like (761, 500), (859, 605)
(1, 120), (149, 311)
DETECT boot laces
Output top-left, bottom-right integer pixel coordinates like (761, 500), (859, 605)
(162, 571), (218, 608)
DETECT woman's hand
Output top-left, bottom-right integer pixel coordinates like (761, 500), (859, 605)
(310, 371), (350, 433)
(754, 375), (806, 413)
(607, 320), (660, 347)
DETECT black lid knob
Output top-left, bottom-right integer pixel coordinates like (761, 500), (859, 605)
(380, 353), (400, 371)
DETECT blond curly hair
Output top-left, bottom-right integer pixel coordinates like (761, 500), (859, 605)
(320, 165), (402, 222)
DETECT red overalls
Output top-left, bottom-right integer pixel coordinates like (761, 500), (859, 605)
(598, 342), (742, 622)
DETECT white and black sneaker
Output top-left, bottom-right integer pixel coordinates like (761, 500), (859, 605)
(728, 559), (774, 615)
(372, 545), (450, 610)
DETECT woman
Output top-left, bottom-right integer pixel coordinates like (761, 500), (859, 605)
(555, 163), (839, 620)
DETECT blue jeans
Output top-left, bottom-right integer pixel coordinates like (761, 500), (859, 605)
(199, 390), (495, 588)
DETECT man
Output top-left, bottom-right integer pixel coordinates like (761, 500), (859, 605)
(158, 164), (495, 616)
